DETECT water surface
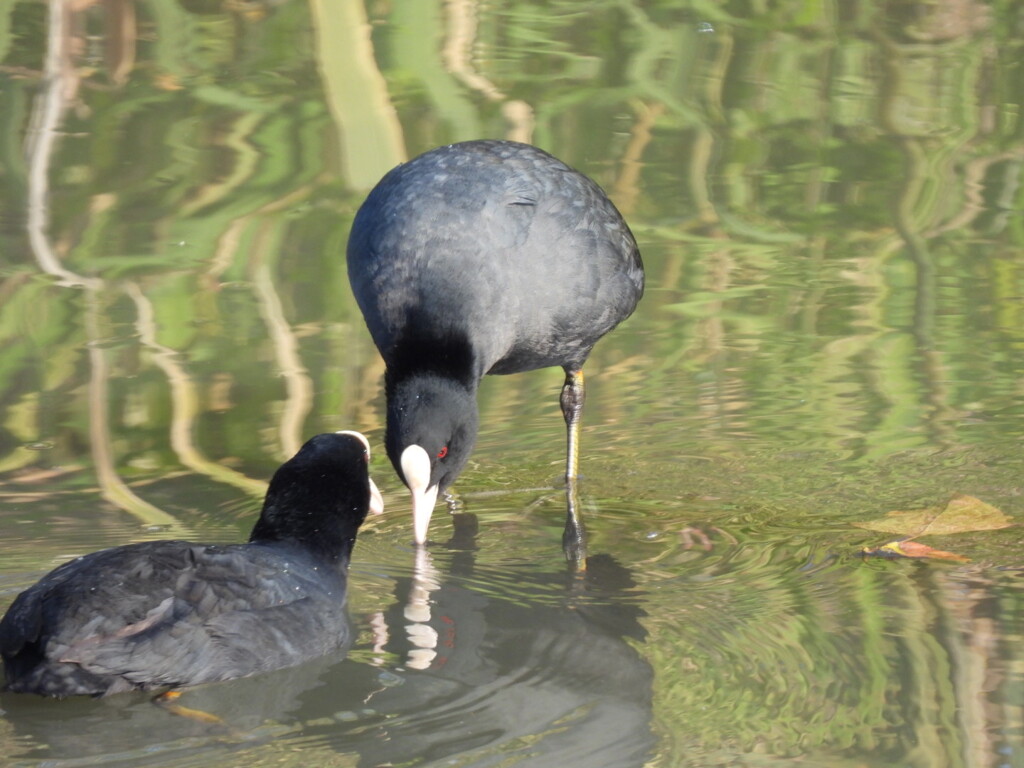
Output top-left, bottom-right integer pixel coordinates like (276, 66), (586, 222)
(1, 1), (1022, 766)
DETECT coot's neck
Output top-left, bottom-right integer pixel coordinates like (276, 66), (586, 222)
(248, 493), (365, 570)
(383, 328), (481, 391)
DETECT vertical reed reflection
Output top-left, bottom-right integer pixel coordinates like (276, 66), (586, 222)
(85, 289), (190, 532)
(125, 281), (267, 497)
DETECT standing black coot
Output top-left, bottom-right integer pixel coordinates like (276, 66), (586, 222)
(347, 140), (644, 546)
(0, 431), (382, 697)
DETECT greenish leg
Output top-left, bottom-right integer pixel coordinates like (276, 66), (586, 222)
(560, 368), (585, 481)
(560, 368), (587, 566)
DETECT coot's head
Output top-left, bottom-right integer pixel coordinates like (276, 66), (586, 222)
(385, 375), (478, 544)
(249, 431), (383, 561)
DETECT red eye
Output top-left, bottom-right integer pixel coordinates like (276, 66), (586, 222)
(437, 446), (448, 459)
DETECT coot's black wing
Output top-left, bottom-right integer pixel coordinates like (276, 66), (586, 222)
(346, 141), (644, 375)
(0, 540), (349, 696)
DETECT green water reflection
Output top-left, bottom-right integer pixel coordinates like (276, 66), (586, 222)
(1, 0), (1022, 766)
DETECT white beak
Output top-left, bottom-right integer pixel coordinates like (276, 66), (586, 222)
(368, 477), (384, 516)
(401, 444), (439, 545)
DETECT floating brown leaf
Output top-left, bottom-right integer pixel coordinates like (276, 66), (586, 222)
(861, 540), (971, 563)
(854, 494), (1014, 537)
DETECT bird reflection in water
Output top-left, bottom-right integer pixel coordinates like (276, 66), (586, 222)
(355, 512), (655, 767)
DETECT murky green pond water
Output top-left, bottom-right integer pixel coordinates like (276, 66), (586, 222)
(1, 1), (1023, 766)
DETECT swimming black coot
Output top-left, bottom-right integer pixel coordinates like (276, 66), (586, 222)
(0, 431), (382, 697)
(347, 140), (644, 546)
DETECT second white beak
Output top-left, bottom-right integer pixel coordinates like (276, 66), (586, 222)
(401, 444), (439, 545)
